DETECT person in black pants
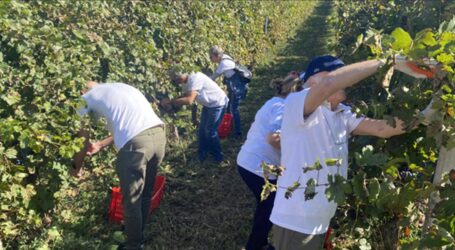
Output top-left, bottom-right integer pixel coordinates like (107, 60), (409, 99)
(236, 74), (300, 250)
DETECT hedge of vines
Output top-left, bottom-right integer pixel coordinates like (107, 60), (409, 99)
(325, 1), (455, 249)
(0, 0), (315, 248)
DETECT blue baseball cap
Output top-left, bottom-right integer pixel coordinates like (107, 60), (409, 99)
(303, 55), (345, 83)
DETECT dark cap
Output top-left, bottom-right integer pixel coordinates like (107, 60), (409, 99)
(303, 55), (345, 83)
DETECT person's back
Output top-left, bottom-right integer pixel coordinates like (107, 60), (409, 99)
(237, 96), (284, 172)
(75, 81), (166, 249)
(185, 72), (228, 108)
(82, 83), (163, 149)
(213, 54), (236, 79)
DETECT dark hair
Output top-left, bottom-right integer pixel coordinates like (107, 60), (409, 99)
(270, 75), (300, 96)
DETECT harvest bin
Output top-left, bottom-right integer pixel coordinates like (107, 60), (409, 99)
(218, 113), (233, 139)
(108, 175), (166, 223)
(324, 227), (333, 250)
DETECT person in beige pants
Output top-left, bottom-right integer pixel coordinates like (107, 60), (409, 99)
(73, 81), (166, 250)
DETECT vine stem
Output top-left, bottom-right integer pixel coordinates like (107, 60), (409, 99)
(273, 183), (329, 190)
(350, 203), (360, 236)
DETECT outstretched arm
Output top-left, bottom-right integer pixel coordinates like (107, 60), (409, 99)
(211, 72), (221, 81)
(304, 60), (385, 116)
(353, 117), (405, 138)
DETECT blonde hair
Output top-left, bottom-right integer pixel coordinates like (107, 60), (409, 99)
(270, 75), (300, 96)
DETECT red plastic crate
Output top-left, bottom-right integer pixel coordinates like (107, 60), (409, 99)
(324, 227), (333, 250)
(218, 113), (233, 139)
(108, 175), (166, 223)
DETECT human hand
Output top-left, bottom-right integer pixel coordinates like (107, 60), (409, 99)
(393, 55), (436, 79)
(86, 141), (103, 156)
(159, 99), (174, 112)
(70, 165), (83, 178)
(160, 98), (171, 106)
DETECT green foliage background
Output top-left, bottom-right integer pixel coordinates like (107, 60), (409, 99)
(325, 1), (455, 249)
(0, 0), (314, 248)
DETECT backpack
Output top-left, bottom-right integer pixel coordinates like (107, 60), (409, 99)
(222, 57), (252, 82)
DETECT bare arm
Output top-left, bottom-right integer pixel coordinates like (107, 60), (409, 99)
(267, 132), (281, 149)
(72, 129), (90, 177)
(86, 136), (113, 156)
(304, 60), (385, 116)
(353, 117), (405, 138)
(211, 72), (221, 81)
(171, 91), (198, 106)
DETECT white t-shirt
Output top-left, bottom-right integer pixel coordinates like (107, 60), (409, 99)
(79, 83), (164, 149)
(270, 89), (364, 235)
(211, 54), (236, 80)
(185, 72), (228, 108)
(237, 97), (285, 179)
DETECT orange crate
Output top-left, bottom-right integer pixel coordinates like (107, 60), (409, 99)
(218, 113), (233, 139)
(108, 175), (166, 223)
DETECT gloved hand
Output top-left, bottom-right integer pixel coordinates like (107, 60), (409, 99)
(393, 55), (437, 79)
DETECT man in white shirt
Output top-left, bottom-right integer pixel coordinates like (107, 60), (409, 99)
(73, 81), (166, 250)
(270, 56), (406, 249)
(209, 45), (249, 139)
(163, 68), (228, 163)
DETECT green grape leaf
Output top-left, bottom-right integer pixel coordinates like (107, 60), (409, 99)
(367, 178), (380, 202)
(304, 178), (317, 201)
(415, 28), (437, 47)
(260, 181), (277, 202)
(355, 145), (388, 167)
(391, 27), (412, 52)
(352, 172), (368, 202)
(2, 90), (21, 106)
(303, 159), (322, 173)
(4, 148), (17, 159)
(325, 158), (342, 167)
(325, 174), (347, 204)
(285, 181), (301, 199)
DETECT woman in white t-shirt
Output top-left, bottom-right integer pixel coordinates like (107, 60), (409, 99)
(236, 73), (300, 250)
(209, 45), (249, 139)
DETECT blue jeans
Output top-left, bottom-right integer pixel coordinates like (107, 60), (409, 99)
(224, 72), (248, 136)
(198, 104), (226, 162)
(238, 165), (276, 250)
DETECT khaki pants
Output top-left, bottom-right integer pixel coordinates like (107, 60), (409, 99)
(273, 224), (325, 250)
(116, 125), (166, 250)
